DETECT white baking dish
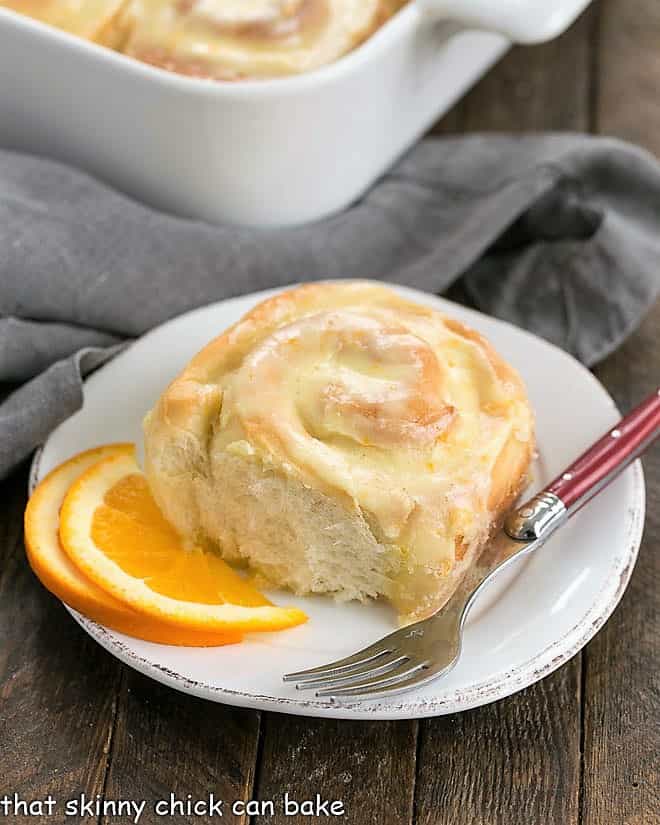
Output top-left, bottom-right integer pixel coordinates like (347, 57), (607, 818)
(0, 0), (592, 227)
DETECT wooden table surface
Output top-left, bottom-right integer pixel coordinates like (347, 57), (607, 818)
(1, 1), (658, 823)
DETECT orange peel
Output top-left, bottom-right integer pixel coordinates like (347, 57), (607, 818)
(24, 444), (242, 646)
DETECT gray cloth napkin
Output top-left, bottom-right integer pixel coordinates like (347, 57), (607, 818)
(2, 134), (659, 480)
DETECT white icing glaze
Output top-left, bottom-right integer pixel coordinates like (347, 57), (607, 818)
(212, 301), (532, 574)
(123, 0), (404, 79)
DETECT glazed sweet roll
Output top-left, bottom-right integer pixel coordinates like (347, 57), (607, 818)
(143, 282), (534, 622)
(122, 0), (408, 80)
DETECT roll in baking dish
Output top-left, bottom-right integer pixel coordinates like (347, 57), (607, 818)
(124, 0), (408, 80)
(2, 0), (408, 79)
(143, 282), (534, 622)
(0, 1), (593, 226)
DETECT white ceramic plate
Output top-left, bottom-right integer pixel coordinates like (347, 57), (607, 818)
(31, 284), (645, 720)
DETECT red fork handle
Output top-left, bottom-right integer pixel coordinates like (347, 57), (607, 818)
(505, 387), (659, 543)
(547, 387), (660, 514)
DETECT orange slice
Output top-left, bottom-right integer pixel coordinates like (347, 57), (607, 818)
(59, 447), (307, 633)
(25, 444), (241, 646)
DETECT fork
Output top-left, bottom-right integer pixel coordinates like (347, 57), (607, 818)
(284, 387), (660, 703)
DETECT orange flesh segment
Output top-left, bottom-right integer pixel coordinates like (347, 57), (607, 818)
(90, 473), (271, 607)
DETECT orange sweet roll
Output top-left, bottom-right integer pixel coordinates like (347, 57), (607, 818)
(121, 0), (408, 80)
(144, 282), (535, 622)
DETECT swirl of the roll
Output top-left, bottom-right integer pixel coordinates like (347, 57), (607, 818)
(121, 0), (407, 79)
(144, 283), (534, 616)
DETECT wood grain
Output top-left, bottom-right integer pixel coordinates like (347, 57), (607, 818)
(583, 311), (660, 825)
(253, 716), (418, 825)
(434, 5), (598, 135)
(0, 465), (121, 825)
(101, 672), (261, 825)
(594, 0), (660, 154)
(415, 664), (582, 825)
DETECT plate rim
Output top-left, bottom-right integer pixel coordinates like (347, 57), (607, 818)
(29, 284), (647, 720)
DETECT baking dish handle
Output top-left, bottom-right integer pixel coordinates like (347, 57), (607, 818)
(417, 0), (593, 44)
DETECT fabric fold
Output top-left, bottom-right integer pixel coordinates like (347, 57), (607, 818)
(1, 134), (658, 478)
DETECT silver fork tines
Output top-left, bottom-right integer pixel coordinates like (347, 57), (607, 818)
(293, 654), (409, 691)
(283, 615), (462, 703)
(283, 643), (398, 684)
(315, 660), (429, 698)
